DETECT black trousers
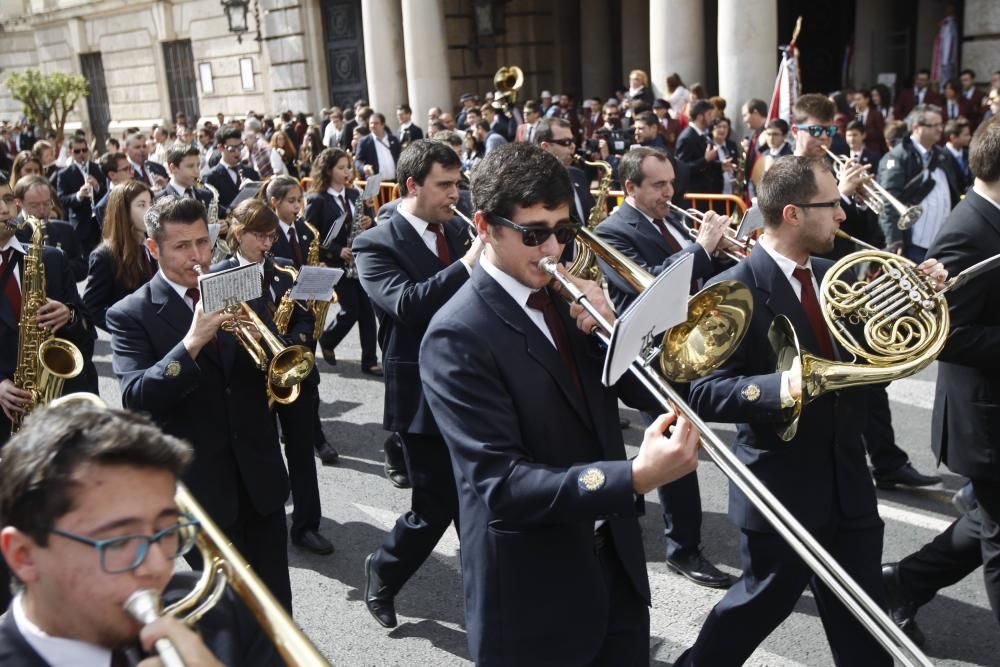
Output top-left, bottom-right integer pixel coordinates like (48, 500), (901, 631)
(185, 482), (293, 613)
(898, 507), (984, 607)
(588, 533), (650, 666)
(863, 384), (909, 476)
(676, 518), (891, 666)
(972, 479), (1000, 625)
(371, 432), (458, 595)
(318, 277), (377, 368)
(276, 377), (323, 538)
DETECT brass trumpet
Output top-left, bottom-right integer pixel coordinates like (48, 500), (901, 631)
(666, 202), (754, 263)
(823, 147), (922, 230)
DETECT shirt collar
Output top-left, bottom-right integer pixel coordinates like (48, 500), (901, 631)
(480, 253), (536, 309)
(127, 157), (143, 170)
(278, 220), (294, 236)
(159, 269), (194, 302)
(12, 593), (113, 667)
(1, 234), (26, 255)
(397, 202), (431, 237)
(327, 186), (345, 198)
(912, 139), (930, 161)
(757, 234), (812, 285)
(236, 252), (263, 274)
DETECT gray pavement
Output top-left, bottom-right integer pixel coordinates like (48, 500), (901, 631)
(93, 320), (998, 666)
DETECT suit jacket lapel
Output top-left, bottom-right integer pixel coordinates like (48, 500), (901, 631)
(150, 274), (224, 369)
(472, 268), (592, 428)
(748, 244), (824, 356)
(391, 212), (448, 275)
(625, 205), (671, 256)
(968, 190), (1000, 241)
(443, 217), (472, 260)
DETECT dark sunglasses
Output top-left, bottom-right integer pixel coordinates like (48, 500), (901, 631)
(223, 144), (242, 153)
(546, 138), (576, 148)
(489, 213), (580, 246)
(794, 124), (838, 138)
(72, 147), (89, 154)
(792, 198), (843, 209)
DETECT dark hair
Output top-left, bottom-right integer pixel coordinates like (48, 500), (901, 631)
(395, 139), (462, 196)
(916, 68), (931, 77)
(433, 129), (463, 148)
(10, 151), (41, 186)
(689, 99), (714, 121)
(873, 83), (893, 108)
(533, 117), (571, 145)
(619, 147), (668, 187)
(793, 94), (835, 123)
(745, 98), (768, 117)
(145, 195), (207, 243)
(0, 400), (192, 546)
(471, 143), (572, 220)
(943, 79), (961, 95)
(309, 148), (350, 192)
(265, 174), (302, 203)
(635, 111), (659, 126)
(228, 198), (278, 249)
(666, 73), (684, 92)
(765, 118), (789, 134)
(523, 100), (540, 114)
(884, 120), (908, 146)
(397, 103), (412, 115)
(652, 99), (670, 110)
(845, 119), (866, 134)
(216, 124), (242, 145)
(99, 151), (127, 179)
(944, 117), (970, 140)
(165, 144), (200, 167)
(970, 116), (1000, 182)
(369, 111), (385, 125)
(854, 88), (872, 101)
(101, 180), (154, 289)
(960, 68), (976, 79)
(474, 119), (491, 133)
(757, 156), (830, 228)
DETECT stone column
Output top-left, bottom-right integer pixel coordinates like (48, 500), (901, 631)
(361, 0), (407, 118)
(401, 0), (451, 128)
(580, 0), (614, 99)
(718, 0), (777, 136)
(620, 0), (650, 86)
(650, 0), (704, 100)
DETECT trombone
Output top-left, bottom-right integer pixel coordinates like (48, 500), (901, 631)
(450, 204), (479, 241)
(823, 146), (923, 230)
(544, 233), (933, 666)
(666, 202), (754, 262)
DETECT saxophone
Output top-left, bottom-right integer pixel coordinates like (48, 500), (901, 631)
(269, 255), (299, 336)
(343, 188), (367, 280)
(273, 219), (338, 342)
(567, 156), (613, 281)
(201, 178), (228, 262)
(11, 216), (84, 433)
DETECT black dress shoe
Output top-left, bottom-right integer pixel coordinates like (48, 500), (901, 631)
(320, 347), (337, 365)
(292, 530), (335, 555)
(315, 441), (340, 465)
(365, 553), (397, 628)
(882, 563), (926, 647)
(383, 433), (411, 489)
(666, 551), (734, 589)
(362, 363), (384, 377)
(875, 462), (942, 490)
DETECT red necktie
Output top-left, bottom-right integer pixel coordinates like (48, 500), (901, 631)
(139, 165), (149, 185)
(652, 218), (683, 253)
(526, 288), (584, 396)
(429, 224), (451, 264)
(792, 266), (835, 359)
(340, 194), (353, 228)
(288, 228), (304, 267)
(185, 287), (200, 310)
(2, 249), (21, 321)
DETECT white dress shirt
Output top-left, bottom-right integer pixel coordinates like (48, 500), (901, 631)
(371, 134), (396, 180)
(12, 593), (114, 667)
(480, 253), (554, 348)
(626, 201), (704, 257)
(160, 269), (198, 310)
(909, 141), (952, 249)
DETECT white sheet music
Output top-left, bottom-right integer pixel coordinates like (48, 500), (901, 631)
(198, 263), (261, 313)
(289, 266), (344, 302)
(361, 174), (382, 200)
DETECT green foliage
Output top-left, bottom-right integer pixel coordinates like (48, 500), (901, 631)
(5, 69), (89, 145)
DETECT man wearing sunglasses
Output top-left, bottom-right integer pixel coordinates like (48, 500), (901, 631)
(0, 400), (282, 665)
(534, 117), (596, 231)
(420, 142), (701, 665)
(54, 135), (106, 257)
(205, 125), (260, 216)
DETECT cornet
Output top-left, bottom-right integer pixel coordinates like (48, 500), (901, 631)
(666, 202), (754, 262)
(823, 147), (923, 230)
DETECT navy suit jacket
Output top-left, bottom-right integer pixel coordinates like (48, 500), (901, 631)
(354, 210), (471, 433)
(14, 217), (86, 282)
(82, 244), (157, 332)
(675, 125), (721, 193)
(131, 158), (168, 187)
(688, 244), (879, 533)
(53, 161), (106, 241)
(304, 188), (360, 268)
(568, 165), (596, 226)
(594, 201), (717, 312)
(355, 133), (401, 176)
(107, 273), (289, 527)
(205, 162), (260, 214)
(926, 190), (1000, 482)
(271, 218), (319, 270)
(154, 183), (214, 210)
(420, 267), (651, 665)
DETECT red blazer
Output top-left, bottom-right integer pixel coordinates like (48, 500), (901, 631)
(859, 109), (887, 156)
(894, 87), (944, 120)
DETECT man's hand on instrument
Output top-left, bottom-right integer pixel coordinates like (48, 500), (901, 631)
(461, 236), (484, 271)
(363, 165), (375, 177)
(704, 144), (719, 162)
(551, 268), (615, 333)
(836, 160), (870, 198)
(786, 355), (802, 402)
(631, 411), (700, 494)
(36, 299), (71, 332)
(695, 210), (729, 254)
(0, 379), (32, 420)
(917, 257), (949, 289)
(358, 214), (374, 231)
(137, 615), (224, 667)
(884, 240), (904, 256)
(340, 247), (354, 263)
(721, 157), (735, 173)
(183, 301), (227, 359)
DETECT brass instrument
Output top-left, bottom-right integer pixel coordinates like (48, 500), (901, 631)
(268, 257), (303, 336)
(124, 590), (186, 667)
(733, 141), (747, 195)
(822, 146), (922, 230)
(450, 204), (480, 241)
(566, 156), (613, 281)
(200, 178), (229, 263)
(541, 229), (933, 666)
(492, 65), (524, 115)
(666, 202), (753, 263)
(343, 188), (368, 280)
(192, 264), (314, 406)
(10, 215), (84, 433)
(301, 218), (337, 341)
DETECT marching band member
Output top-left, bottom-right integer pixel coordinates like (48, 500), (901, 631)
(420, 143), (700, 665)
(106, 196), (293, 611)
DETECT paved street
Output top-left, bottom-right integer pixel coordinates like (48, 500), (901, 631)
(93, 318), (998, 666)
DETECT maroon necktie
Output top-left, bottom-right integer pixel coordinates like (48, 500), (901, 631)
(792, 266), (835, 359)
(139, 165), (149, 185)
(288, 228), (305, 267)
(185, 287), (200, 310)
(340, 194), (353, 228)
(429, 224), (451, 264)
(526, 288), (584, 396)
(1, 249), (21, 320)
(652, 218), (683, 253)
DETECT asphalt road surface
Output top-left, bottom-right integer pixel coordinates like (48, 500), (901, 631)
(92, 319), (997, 666)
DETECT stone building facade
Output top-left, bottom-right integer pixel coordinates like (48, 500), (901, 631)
(0, 0), (994, 143)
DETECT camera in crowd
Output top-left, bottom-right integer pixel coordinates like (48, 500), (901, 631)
(586, 127), (629, 155)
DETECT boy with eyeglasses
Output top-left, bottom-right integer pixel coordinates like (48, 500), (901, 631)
(54, 135), (105, 256)
(419, 142), (701, 664)
(0, 399), (282, 665)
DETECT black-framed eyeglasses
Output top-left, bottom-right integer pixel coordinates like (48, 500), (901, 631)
(249, 230), (279, 243)
(546, 138), (575, 148)
(49, 514), (200, 574)
(792, 199), (843, 209)
(488, 213), (580, 246)
(794, 124), (838, 138)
